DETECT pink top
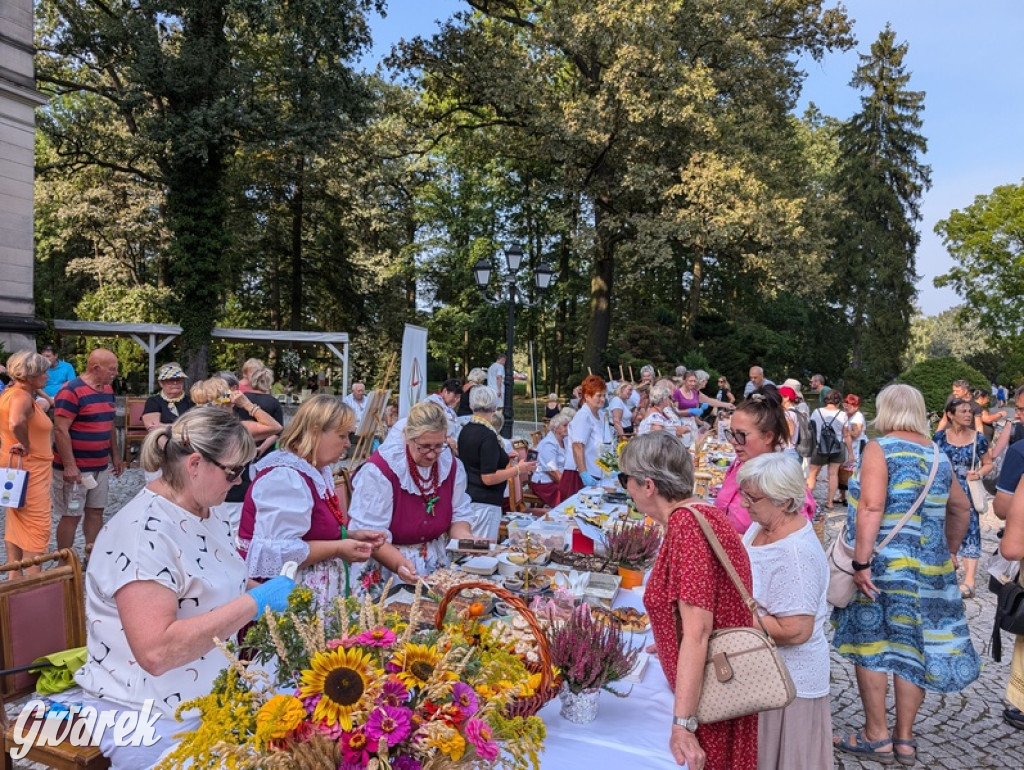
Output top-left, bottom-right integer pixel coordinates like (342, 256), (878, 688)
(715, 458), (816, 534)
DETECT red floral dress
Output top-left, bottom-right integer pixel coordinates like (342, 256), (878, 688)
(643, 501), (758, 770)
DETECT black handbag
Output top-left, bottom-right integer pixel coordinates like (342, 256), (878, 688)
(991, 576), (1024, 662)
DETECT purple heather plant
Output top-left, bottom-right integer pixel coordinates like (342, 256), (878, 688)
(548, 603), (640, 695)
(603, 521), (662, 570)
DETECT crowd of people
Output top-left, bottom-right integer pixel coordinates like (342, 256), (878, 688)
(2, 346), (1023, 769)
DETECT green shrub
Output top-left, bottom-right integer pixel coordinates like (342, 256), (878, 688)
(896, 357), (990, 413)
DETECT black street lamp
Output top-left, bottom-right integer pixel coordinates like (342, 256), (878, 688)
(473, 244), (555, 438)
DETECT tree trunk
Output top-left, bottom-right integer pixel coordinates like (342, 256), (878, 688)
(585, 203), (615, 374)
(684, 250), (704, 348)
(289, 156), (305, 329)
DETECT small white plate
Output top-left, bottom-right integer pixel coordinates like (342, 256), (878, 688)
(462, 555), (499, 576)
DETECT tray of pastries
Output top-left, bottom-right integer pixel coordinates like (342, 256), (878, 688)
(590, 606), (651, 632)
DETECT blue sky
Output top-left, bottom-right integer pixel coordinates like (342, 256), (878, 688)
(364, 1), (1024, 317)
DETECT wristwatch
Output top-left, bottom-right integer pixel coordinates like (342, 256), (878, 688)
(672, 715), (698, 732)
(851, 560), (872, 571)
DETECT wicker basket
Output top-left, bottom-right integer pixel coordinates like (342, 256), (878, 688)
(434, 580), (560, 717)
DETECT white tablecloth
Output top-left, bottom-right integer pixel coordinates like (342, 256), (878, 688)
(534, 587), (687, 769)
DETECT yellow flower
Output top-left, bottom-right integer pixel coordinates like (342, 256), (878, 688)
(595, 458), (610, 472)
(299, 647), (377, 730)
(255, 695), (305, 743)
(616, 440), (628, 456)
(390, 643), (446, 688)
(430, 727), (466, 761)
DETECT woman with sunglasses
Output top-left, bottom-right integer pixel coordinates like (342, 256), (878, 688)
(348, 400), (476, 598)
(618, 431), (757, 770)
(932, 396), (992, 598)
(238, 395), (382, 607)
(75, 407), (295, 768)
(716, 387), (816, 534)
(458, 385), (537, 539)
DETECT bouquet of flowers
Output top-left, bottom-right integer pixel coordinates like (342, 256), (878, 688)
(594, 440), (628, 475)
(602, 521), (662, 571)
(160, 585), (546, 770)
(547, 603), (639, 695)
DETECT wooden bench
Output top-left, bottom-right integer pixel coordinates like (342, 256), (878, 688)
(0, 550), (109, 769)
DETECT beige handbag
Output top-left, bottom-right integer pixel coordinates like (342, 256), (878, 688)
(686, 507), (796, 725)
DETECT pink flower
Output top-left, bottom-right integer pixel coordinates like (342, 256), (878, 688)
(364, 704), (412, 747)
(340, 728), (370, 766)
(464, 718), (499, 761)
(450, 682), (478, 716)
(354, 627), (397, 647)
(314, 719), (343, 740)
(380, 677), (410, 707)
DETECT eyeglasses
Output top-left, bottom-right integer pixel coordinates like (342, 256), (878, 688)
(617, 472), (631, 488)
(202, 454), (246, 482)
(724, 428), (750, 446)
(740, 490), (767, 505)
(411, 439), (445, 455)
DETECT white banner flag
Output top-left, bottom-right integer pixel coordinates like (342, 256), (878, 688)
(399, 324), (428, 418)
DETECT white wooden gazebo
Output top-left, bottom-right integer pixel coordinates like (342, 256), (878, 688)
(53, 320), (350, 393)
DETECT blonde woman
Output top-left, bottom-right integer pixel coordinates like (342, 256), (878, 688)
(348, 400), (475, 598)
(0, 351), (54, 576)
(240, 395), (382, 605)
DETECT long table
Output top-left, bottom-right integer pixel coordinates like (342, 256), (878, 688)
(533, 585), (686, 769)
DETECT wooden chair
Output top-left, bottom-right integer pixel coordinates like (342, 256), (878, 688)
(0, 549), (109, 769)
(530, 429), (544, 447)
(122, 396), (148, 464)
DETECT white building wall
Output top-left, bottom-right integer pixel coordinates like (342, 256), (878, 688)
(0, 0), (46, 351)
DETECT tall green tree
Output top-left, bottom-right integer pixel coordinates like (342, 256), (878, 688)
(830, 24), (931, 388)
(935, 181), (1024, 339)
(35, 0), (380, 376)
(393, 0), (851, 373)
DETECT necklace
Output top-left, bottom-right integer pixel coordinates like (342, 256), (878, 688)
(162, 392), (186, 417)
(470, 415), (500, 435)
(405, 446), (440, 515)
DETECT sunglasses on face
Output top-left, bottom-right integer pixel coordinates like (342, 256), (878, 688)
(202, 453), (246, 482)
(724, 428), (750, 446)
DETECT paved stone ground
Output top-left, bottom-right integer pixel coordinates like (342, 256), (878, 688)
(4, 466), (1022, 768)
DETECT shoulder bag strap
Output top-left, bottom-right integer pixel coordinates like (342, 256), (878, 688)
(683, 504), (771, 637)
(872, 443), (941, 556)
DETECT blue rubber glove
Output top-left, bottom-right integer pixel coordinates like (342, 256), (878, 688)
(580, 471), (599, 487)
(247, 575), (295, 621)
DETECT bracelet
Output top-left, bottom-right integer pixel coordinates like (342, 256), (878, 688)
(249, 405), (261, 416)
(852, 560), (872, 571)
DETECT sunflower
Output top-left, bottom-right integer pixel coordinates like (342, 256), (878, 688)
(390, 643), (446, 688)
(299, 647), (379, 730)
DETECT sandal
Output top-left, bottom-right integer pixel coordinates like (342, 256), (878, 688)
(959, 583), (976, 599)
(1004, 707), (1024, 730)
(834, 729), (894, 764)
(893, 738), (917, 767)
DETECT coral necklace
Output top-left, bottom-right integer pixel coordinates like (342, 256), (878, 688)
(405, 446), (440, 515)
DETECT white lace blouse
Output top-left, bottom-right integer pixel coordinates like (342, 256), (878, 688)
(242, 450), (336, 579)
(347, 438), (475, 541)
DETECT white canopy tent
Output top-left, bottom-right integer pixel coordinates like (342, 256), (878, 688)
(53, 320), (349, 393)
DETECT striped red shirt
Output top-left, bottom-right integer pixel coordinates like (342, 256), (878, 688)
(53, 377), (115, 471)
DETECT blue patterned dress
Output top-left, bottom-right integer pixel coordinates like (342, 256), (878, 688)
(832, 437), (981, 692)
(932, 429), (988, 559)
